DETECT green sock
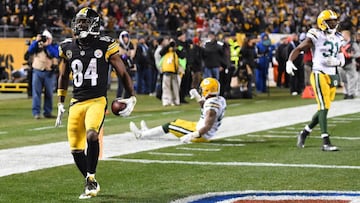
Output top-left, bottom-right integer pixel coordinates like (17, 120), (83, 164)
(308, 111), (320, 129)
(162, 122), (170, 133)
(318, 109), (328, 134)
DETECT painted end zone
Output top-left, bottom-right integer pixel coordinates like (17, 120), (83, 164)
(172, 191), (360, 203)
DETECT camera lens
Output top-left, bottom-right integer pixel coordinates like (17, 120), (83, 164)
(41, 35), (47, 42)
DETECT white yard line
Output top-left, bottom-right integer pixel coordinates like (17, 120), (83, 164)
(247, 134), (360, 140)
(148, 152), (194, 156)
(107, 158), (360, 170)
(176, 147), (221, 151)
(1, 99), (360, 177)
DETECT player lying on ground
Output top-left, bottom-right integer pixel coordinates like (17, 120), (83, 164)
(130, 77), (226, 143)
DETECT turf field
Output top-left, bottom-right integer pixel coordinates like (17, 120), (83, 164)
(0, 86), (359, 202)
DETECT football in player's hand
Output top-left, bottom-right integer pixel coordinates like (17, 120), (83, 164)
(111, 99), (127, 116)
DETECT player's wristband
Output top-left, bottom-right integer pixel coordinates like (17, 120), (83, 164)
(57, 89), (67, 97)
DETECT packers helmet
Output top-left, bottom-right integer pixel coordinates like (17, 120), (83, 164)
(200, 77), (220, 98)
(317, 10), (338, 32)
(72, 7), (101, 39)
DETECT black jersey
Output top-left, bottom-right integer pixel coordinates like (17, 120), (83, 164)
(59, 36), (119, 101)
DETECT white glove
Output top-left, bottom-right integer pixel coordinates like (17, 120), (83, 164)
(180, 131), (200, 144)
(323, 57), (341, 67)
(55, 103), (65, 127)
(118, 96), (137, 117)
(189, 89), (202, 102)
(286, 60), (297, 76)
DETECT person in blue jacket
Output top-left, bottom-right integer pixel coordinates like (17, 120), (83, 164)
(27, 29), (59, 119)
(255, 32), (275, 93)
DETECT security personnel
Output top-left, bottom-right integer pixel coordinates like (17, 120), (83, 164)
(222, 34), (240, 97)
(229, 36), (241, 69)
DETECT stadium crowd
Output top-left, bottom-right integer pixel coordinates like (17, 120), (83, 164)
(2, 0), (360, 102)
(1, 0), (360, 38)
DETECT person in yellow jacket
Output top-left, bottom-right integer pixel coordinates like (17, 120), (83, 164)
(159, 40), (184, 106)
(224, 34), (241, 97)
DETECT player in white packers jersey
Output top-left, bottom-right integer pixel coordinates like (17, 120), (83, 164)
(286, 10), (345, 151)
(130, 78), (227, 143)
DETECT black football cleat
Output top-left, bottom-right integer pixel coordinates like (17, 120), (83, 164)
(297, 130), (309, 148)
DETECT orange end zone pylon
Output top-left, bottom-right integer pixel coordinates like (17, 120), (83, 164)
(302, 85), (315, 99)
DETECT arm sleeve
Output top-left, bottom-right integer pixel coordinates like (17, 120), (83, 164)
(46, 44), (59, 58)
(28, 41), (39, 54)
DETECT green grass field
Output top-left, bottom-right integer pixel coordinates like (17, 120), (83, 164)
(0, 86), (359, 202)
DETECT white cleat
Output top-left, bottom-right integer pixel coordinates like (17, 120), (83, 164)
(140, 120), (148, 131)
(79, 176), (100, 199)
(130, 121), (142, 139)
(322, 144), (339, 151)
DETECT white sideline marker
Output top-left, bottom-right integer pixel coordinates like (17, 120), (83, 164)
(148, 152), (193, 156)
(328, 120), (350, 124)
(161, 111), (182, 115)
(108, 158), (360, 170)
(332, 117), (360, 121)
(247, 134), (360, 140)
(267, 130), (297, 134)
(28, 126), (57, 131)
(176, 147), (221, 152)
(204, 143), (245, 147)
(224, 138), (244, 142)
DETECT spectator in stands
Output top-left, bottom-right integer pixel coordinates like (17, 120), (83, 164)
(202, 31), (225, 80)
(275, 36), (289, 88)
(287, 33), (305, 96)
(154, 36), (169, 99)
(2, 0), (360, 43)
(339, 30), (360, 99)
(255, 32), (275, 93)
(301, 32), (313, 86)
(148, 37), (159, 96)
(238, 35), (257, 99)
(166, 5), (181, 36)
(175, 29), (191, 104)
(27, 29), (59, 119)
(159, 39), (182, 106)
(187, 36), (203, 89)
(219, 34), (234, 98)
(117, 31), (136, 98)
(134, 35), (151, 94)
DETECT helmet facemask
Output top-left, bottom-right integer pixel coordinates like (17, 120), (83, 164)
(72, 8), (100, 39)
(324, 19), (338, 35)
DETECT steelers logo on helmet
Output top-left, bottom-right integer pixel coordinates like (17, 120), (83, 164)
(317, 10), (338, 34)
(200, 77), (220, 98)
(72, 7), (101, 39)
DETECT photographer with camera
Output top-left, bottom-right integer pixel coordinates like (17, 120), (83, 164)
(159, 38), (184, 106)
(27, 29), (59, 119)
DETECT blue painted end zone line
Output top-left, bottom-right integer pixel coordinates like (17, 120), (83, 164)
(171, 191), (360, 203)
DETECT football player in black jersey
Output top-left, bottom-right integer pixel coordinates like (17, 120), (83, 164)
(54, 7), (136, 199)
